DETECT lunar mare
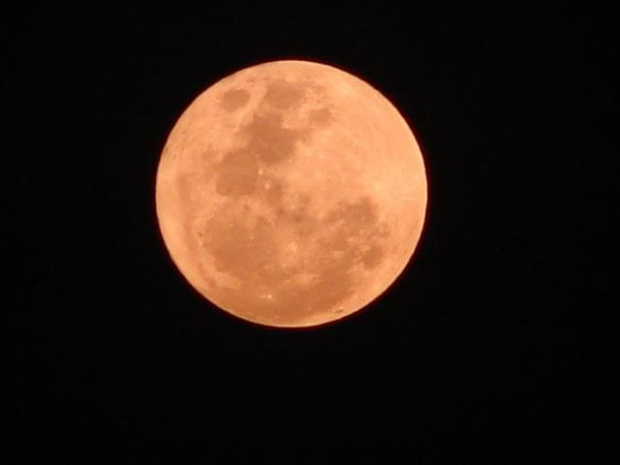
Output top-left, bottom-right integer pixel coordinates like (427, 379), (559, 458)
(156, 60), (427, 327)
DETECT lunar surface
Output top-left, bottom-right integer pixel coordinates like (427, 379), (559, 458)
(155, 60), (427, 327)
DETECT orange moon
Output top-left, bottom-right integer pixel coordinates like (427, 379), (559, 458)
(155, 60), (427, 328)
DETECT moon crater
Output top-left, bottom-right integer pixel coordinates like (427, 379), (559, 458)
(220, 88), (250, 112)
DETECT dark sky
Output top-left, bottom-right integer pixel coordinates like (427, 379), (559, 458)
(10, 2), (614, 458)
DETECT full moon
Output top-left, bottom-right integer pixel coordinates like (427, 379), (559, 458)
(155, 60), (427, 327)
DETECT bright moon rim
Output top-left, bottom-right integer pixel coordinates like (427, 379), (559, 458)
(155, 60), (428, 328)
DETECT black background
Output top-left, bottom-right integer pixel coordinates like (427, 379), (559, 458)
(9, 2), (615, 458)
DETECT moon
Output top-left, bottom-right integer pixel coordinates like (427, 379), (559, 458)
(155, 60), (427, 328)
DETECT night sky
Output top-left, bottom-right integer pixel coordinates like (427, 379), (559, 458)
(10, 2), (614, 458)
